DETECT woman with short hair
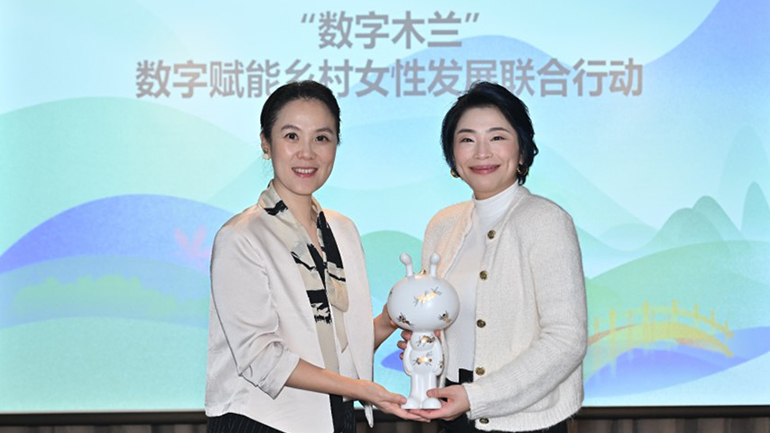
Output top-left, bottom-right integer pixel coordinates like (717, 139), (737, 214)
(405, 81), (588, 433)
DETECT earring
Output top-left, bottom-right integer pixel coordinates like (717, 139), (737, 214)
(263, 153), (270, 160)
(517, 164), (528, 176)
(450, 168), (460, 178)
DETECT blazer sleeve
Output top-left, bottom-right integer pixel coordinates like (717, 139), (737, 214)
(209, 225), (300, 399)
(464, 206), (587, 419)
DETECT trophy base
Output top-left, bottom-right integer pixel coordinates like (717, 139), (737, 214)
(421, 397), (442, 409)
(402, 397), (442, 409)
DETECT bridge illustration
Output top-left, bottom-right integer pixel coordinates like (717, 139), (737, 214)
(585, 301), (733, 379)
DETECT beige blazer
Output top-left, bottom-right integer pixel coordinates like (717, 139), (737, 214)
(205, 204), (374, 432)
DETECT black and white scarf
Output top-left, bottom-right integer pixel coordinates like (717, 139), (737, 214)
(259, 183), (349, 373)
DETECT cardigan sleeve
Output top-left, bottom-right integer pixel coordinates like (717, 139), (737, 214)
(209, 225), (300, 399)
(463, 205), (587, 419)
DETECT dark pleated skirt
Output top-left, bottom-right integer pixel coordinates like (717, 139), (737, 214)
(207, 395), (355, 433)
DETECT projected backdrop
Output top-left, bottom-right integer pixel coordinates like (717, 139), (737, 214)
(1, 0), (769, 412)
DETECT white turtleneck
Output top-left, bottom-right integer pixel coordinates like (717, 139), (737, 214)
(443, 181), (520, 382)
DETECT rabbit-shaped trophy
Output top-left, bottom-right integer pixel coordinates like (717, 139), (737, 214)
(387, 253), (459, 409)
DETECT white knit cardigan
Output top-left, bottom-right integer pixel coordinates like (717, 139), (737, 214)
(422, 187), (587, 432)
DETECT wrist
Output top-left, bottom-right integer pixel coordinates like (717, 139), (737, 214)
(373, 313), (396, 343)
(373, 312), (388, 329)
(352, 378), (373, 402)
(458, 383), (472, 414)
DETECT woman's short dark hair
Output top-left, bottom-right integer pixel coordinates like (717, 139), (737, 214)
(441, 81), (538, 184)
(260, 80), (341, 144)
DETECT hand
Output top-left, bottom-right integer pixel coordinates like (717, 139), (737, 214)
(382, 303), (394, 322)
(358, 381), (429, 423)
(378, 303), (398, 330)
(409, 385), (470, 421)
(373, 304), (399, 349)
(397, 329), (412, 359)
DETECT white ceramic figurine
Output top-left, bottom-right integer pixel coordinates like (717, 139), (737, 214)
(387, 253), (460, 409)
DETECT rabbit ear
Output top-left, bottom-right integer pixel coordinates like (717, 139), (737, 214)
(400, 253), (414, 277)
(429, 253), (440, 277)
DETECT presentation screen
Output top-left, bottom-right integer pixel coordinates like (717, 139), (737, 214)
(2, 0), (769, 412)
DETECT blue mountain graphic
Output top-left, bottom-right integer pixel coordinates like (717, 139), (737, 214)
(0, 195), (232, 275)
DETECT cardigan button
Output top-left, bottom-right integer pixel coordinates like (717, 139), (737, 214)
(475, 367), (486, 376)
(479, 418), (490, 424)
(479, 270), (488, 280)
(476, 319), (486, 328)
(487, 230), (496, 239)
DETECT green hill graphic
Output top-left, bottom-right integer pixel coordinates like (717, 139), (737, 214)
(0, 97), (255, 252)
(587, 241), (770, 329)
(742, 183), (770, 241)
